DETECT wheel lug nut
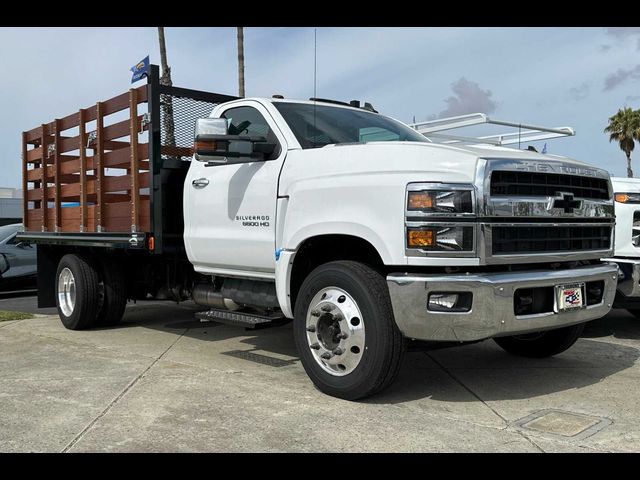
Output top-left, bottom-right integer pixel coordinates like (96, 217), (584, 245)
(338, 332), (348, 340)
(333, 348), (344, 356)
(311, 309), (321, 317)
(334, 313), (344, 321)
(310, 343), (320, 350)
(306, 325), (316, 332)
(321, 352), (333, 360)
(321, 304), (334, 312)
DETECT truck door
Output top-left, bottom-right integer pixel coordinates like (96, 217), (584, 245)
(184, 102), (286, 278)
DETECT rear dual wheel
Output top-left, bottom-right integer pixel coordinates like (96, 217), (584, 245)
(56, 254), (127, 330)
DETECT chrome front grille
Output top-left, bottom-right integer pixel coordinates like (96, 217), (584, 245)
(477, 158), (614, 264)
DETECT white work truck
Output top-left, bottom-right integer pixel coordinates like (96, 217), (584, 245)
(606, 177), (640, 316)
(19, 66), (619, 399)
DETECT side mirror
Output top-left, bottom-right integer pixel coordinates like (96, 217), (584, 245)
(0, 254), (8, 275)
(194, 118), (276, 165)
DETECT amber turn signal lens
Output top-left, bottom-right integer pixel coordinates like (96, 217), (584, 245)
(194, 140), (217, 151)
(408, 192), (434, 210)
(407, 229), (434, 247)
(148, 236), (155, 251)
(615, 193), (629, 203)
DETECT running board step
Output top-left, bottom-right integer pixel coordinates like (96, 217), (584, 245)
(195, 309), (288, 330)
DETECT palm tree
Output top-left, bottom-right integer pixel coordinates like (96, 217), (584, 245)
(157, 27), (176, 149)
(237, 27), (245, 97)
(605, 107), (640, 178)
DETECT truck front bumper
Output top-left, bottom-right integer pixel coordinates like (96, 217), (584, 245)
(387, 263), (618, 342)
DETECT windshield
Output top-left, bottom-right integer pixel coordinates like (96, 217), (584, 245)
(273, 102), (429, 149)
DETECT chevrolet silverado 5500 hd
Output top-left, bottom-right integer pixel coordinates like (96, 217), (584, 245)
(18, 66), (618, 399)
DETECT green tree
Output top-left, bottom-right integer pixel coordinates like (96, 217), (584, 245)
(604, 107), (640, 178)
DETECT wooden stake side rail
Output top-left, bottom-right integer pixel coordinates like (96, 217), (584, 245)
(22, 84), (150, 234)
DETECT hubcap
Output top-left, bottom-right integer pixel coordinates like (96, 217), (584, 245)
(305, 287), (365, 376)
(57, 267), (76, 317)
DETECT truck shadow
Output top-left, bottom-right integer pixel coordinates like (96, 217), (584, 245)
(117, 301), (300, 360)
(366, 336), (639, 404)
(118, 301), (640, 404)
(580, 308), (640, 341)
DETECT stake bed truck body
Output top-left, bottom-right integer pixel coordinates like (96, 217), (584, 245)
(18, 66), (619, 399)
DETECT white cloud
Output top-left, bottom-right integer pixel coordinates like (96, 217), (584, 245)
(434, 78), (497, 118)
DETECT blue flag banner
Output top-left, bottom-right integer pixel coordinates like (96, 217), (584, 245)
(130, 56), (149, 84)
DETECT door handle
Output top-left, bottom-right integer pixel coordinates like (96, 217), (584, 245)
(192, 178), (209, 188)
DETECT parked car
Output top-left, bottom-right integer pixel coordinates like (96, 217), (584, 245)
(0, 223), (37, 291)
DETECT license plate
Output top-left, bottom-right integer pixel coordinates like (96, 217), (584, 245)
(555, 283), (586, 312)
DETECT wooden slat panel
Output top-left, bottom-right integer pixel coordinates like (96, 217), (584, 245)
(58, 136), (129, 154)
(26, 188), (41, 202)
(104, 140), (130, 151)
(104, 200), (150, 232)
(103, 116), (143, 142)
(101, 143), (149, 169)
(24, 85), (148, 143)
(54, 172), (150, 200)
(54, 119), (62, 231)
(40, 124), (48, 231)
(105, 172), (150, 192)
(22, 132), (28, 230)
(96, 102), (105, 231)
(79, 108), (88, 232)
(26, 147), (43, 162)
(103, 90), (138, 116)
(26, 153), (149, 182)
(130, 88), (140, 232)
(27, 208), (42, 224)
(50, 200), (150, 233)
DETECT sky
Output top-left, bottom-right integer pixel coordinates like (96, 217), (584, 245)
(1, 26), (639, 189)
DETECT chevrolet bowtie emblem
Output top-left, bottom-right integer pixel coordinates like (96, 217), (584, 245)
(550, 192), (582, 213)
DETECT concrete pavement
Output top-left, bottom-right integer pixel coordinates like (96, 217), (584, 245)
(0, 300), (639, 452)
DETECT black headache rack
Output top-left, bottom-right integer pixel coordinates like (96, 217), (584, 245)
(18, 64), (238, 255)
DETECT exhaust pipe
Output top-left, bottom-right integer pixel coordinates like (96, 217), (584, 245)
(192, 284), (239, 311)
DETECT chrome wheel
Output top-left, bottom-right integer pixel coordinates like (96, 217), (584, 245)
(58, 267), (76, 317)
(305, 286), (365, 376)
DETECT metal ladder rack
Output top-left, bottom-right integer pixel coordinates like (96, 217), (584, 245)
(410, 113), (575, 147)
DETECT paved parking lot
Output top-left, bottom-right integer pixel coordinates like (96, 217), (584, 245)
(1, 296), (639, 452)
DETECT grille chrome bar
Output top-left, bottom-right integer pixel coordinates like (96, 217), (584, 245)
(491, 225), (612, 255)
(490, 170), (609, 200)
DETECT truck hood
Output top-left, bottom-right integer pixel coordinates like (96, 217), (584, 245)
(286, 141), (601, 184)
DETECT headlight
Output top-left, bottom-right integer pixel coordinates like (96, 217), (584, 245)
(407, 189), (473, 214)
(615, 193), (640, 203)
(406, 225), (474, 251)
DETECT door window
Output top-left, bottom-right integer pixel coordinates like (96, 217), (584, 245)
(220, 106), (281, 159)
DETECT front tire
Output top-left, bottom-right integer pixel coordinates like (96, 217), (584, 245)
(493, 323), (585, 358)
(56, 254), (101, 330)
(293, 261), (405, 400)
